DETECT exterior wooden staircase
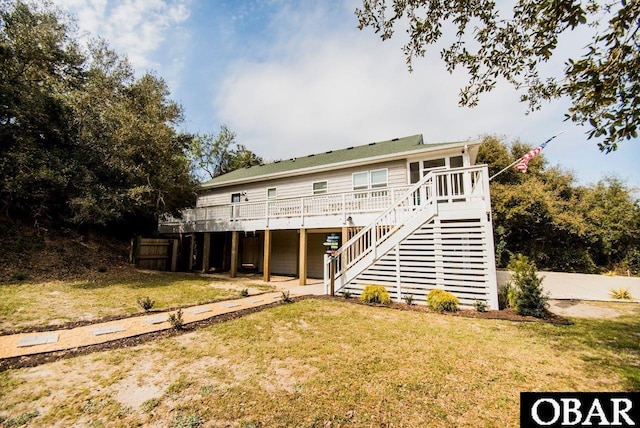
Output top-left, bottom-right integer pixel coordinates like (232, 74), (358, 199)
(324, 166), (499, 308)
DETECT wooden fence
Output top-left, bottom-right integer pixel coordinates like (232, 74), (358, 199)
(130, 237), (178, 271)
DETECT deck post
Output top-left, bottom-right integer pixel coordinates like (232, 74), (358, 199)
(230, 231), (239, 278)
(170, 239), (178, 272)
(263, 229), (271, 282)
(188, 234), (195, 271)
(202, 232), (211, 273)
(299, 228), (307, 285)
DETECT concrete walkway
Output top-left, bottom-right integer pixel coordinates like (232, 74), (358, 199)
(497, 271), (640, 301)
(0, 279), (324, 360)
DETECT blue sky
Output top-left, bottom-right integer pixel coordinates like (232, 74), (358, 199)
(55, 0), (640, 188)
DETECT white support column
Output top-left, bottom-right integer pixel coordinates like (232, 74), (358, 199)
(395, 243), (401, 301)
(434, 219), (445, 289)
(483, 213), (500, 310)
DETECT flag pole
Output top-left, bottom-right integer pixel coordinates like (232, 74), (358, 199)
(489, 158), (522, 181)
(488, 131), (563, 182)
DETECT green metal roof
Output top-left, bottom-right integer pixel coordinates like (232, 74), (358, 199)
(201, 134), (470, 188)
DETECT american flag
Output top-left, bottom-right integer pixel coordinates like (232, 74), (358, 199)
(514, 133), (559, 173)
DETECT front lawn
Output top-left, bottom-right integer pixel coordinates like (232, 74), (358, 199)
(0, 269), (272, 332)
(0, 299), (638, 427)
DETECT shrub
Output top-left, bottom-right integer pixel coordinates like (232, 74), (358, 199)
(281, 290), (293, 303)
(403, 294), (414, 305)
(360, 285), (391, 305)
(12, 272), (28, 282)
(240, 288), (249, 297)
(342, 290), (352, 299)
(609, 287), (633, 300)
(507, 254), (548, 318)
(497, 283), (512, 310)
(97, 265), (108, 273)
(168, 309), (184, 330)
(426, 289), (459, 312)
(474, 299), (488, 312)
(137, 296), (155, 312)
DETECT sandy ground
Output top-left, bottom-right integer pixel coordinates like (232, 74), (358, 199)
(548, 299), (637, 318)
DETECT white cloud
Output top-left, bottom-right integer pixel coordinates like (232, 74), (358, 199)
(213, 1), (640, 185)
(54, 0), (191, 79)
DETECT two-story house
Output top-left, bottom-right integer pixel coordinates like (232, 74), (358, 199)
(159, 134), (499, 308)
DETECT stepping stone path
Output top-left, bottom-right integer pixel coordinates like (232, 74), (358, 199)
(17, 334), (59, 348)
(0, 283), (324, 362)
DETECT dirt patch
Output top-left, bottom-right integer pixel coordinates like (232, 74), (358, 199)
(548, 299), (632, 319)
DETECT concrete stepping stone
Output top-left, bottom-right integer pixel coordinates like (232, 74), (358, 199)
(221, 302), (242, 308)
(249, 299), (264, 303)
(17, 333), (59, 347)
(186, 307), (211, 315)
(145, 315), (168, 324)
(92, 326), (125, 336)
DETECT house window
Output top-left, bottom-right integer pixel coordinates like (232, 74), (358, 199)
(353, 169), (388, 190)
(352, 172), (368, 190)
(370, 169), (388, 188)
(450, 155), (464, 168)
(409, 162), (420, 184)
(313, 181), (328, 195)
(231, 193), (241, 203)
(423, 158), (446, 171)
(267, 187), (277, 199)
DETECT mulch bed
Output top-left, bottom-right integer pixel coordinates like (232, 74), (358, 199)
(0, 296), (571, 372)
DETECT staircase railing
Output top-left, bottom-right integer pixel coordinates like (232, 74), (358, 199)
(326, 169), (439, 290)
(325, 165), (490, 294)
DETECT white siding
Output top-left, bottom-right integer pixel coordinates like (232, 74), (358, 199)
(197, 160), (408, 207)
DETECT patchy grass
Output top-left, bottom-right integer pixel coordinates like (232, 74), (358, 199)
(0, 270), (273, 332)
(0, 299), (638, 426)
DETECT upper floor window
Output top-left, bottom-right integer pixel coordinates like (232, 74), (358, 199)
(409, 156), (464, 184)
(267, 187), (277, 199)
(370, 169), (388, 188)
(352, 172), (368, 190)
(313, 181), (328, 195)
(352, 169), (388, 190)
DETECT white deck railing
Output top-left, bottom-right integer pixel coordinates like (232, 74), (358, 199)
(160, 186), (412, 228)
(159, 165), (490, 232)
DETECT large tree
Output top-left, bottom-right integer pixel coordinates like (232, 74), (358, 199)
(356, 0), (640, 152)
(189, 125), (263, 181)
(0, 1), (197, 229)
(477, 135), (640, 273)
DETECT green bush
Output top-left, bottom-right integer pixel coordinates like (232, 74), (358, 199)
(609, 287), (633, 300)
(426, 289), (459, 312)
(474, 299), (488, 312)
(360, 285), (391, 305)
(168, 309), (184, 330)
(507, 254), (548, 318)
(281, 290), (293, 303)
(136, 296), (155, 312)
(403, 294), (414, 305)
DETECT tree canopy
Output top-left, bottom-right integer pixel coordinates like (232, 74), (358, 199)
(477, 136), (640, 274)
(189, 125), (263, 181)
(356, 0), (640, 152)
(1, 1), (198, 231)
